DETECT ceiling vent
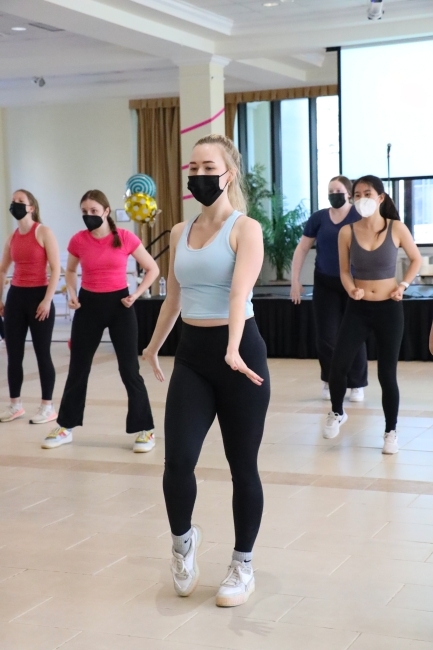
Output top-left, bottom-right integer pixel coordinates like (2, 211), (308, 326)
(28, 21), (65, 32)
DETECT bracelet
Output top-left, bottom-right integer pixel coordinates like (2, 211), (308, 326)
(399, 281), (409, 290)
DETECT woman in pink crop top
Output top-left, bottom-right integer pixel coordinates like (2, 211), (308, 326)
(0, 189), (60, 425)
(42, 189), (159, 454)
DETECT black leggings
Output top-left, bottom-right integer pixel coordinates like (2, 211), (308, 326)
(164, 318), (270, 553)
(313, 271), (368, 387)
(58, 288), (154, 433)
(4, 285), (55, 401)
(329, 298), (404, 431)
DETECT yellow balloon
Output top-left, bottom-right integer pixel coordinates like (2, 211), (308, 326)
(124, 192), (157, 224)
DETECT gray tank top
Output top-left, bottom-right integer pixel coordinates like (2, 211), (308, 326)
(350, 220), (398, 281)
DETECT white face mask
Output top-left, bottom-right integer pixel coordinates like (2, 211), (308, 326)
(354, 197), (377, 218)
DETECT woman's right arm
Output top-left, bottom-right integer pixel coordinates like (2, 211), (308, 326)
(142, 224), (184, 382)
(290, 236), (315, 304)
(0, 236), (13, 317)
(339, 227), (364, 300)
(65, 254), (81, 309)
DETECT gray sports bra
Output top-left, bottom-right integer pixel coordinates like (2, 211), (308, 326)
(350, 220), (398, 281)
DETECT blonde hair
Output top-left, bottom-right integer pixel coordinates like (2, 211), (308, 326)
(15, 189), (41, 223)
(194, 134), (247, 214)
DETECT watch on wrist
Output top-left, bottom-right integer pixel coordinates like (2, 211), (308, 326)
(399, 281), (409, 290)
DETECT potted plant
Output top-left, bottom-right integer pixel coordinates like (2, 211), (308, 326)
(244, 165), (308, 282)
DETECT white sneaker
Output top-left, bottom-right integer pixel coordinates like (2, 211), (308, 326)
(382, 430), (399, 455)
(216, 561), (255, 607)
(322, 382), (331, 400)
(0, 403), (25, 422)
(350, 387), (365, 402)
(29, 404), (57, 424)
(323, 411), (348, 439)
(41, 426), (73, 449)
(171, 525), (202, 597)
(133, 430), (155, 453)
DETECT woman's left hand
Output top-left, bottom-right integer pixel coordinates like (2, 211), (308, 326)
(225, 349), (264, 386)
(35, 299), (52, 321)
(121, 293), (138, 308)
(390, 285), (405, 301)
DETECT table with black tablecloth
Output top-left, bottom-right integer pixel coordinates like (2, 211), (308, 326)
(134, 294), (433, 361)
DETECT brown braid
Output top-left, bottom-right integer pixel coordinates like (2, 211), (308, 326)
(106, 215), (121, 248)
(80, 189), (121, 248)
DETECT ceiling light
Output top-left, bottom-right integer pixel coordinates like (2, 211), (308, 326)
(11, 26), (26, 31)
(263, 2), (280, 6)
(367, 0), (384, 20)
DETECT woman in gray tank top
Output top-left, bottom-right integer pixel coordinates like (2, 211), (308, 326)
(323, 175), (421, 454)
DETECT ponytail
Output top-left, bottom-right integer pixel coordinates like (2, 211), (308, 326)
(80, 189), (121, 249)
(107, 215), (121, 249)
(377, 193), (400, 236)
(380, 193), (400, 221)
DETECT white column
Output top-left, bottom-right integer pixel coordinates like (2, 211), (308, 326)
(179, 56), (228, 221)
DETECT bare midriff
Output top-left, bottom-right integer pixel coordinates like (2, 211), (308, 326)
(182, 318), (229, 327)
(182, 315), (255, 327)
(354, 278), (399, 301)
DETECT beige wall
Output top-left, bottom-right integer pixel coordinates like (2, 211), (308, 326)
(0, 99), (136, 253)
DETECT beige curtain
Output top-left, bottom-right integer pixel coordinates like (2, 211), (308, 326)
(130, 98), (182, 284)
(224, 84), (339, 139)
(224, 100), (238, 142)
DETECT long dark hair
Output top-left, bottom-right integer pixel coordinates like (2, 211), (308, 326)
(80, 189), (121, 248)
(352, 175), (400, 236)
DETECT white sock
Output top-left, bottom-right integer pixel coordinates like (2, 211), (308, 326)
(172, 529), (192, 556)
(232, 550), (253, 564)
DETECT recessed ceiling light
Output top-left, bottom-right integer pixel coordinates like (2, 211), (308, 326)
(263, 2), (280, 6)
(11, 26), (27, 31)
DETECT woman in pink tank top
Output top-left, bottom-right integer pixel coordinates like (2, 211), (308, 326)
(0, 189), (60, 424)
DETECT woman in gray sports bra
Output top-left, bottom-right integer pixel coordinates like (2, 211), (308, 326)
(323, 175), (421, 454)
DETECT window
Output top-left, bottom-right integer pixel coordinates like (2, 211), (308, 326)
(316, 95), (340, 209)
(281, 99), (310, 212)
(411, 178), (433, 244)
(246, 102), (272, 187)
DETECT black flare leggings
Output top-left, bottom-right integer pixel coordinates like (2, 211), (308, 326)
(58, 288), (154, 433)
(4, 285), (55, 400)
(163, 319), (270, 553)
(329, 298), (404, 432)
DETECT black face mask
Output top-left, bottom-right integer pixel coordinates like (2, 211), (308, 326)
(187, 171), (229, 207)
(83, 214), (103, 232)
(9, 202), (28, 220)
(328, 193), (347, 209)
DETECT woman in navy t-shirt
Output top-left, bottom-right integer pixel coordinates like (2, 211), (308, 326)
(291, 175), (368, 401)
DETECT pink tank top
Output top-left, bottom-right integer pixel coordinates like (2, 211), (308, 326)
(10, 222), (48, 287)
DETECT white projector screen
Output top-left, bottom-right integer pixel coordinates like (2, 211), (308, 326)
(341, 39), (433, 180)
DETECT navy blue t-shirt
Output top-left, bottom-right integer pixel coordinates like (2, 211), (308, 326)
(303, 205), (361, 277)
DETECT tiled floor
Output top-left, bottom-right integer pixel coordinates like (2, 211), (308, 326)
(1, 339), (433, 649)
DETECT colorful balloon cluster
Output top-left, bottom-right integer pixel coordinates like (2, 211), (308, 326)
(124, 174), (158, 225)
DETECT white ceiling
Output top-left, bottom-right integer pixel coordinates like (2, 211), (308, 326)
(0, 0), (432, 106)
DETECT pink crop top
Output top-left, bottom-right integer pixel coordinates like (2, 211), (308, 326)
(68, 228), (141, 293)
